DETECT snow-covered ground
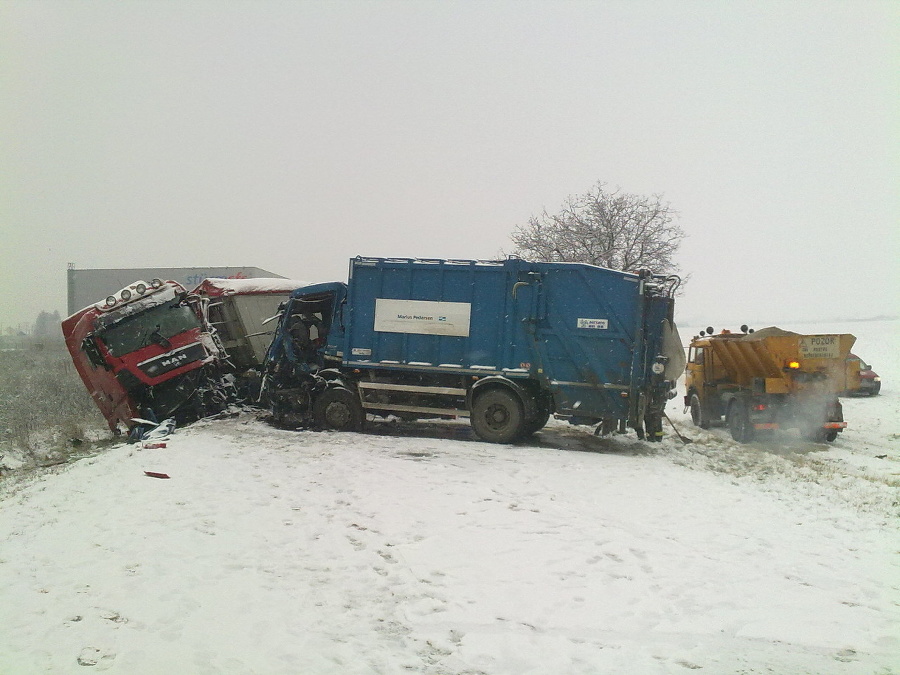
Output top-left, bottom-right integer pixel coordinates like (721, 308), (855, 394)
(1, 320), (897, 674)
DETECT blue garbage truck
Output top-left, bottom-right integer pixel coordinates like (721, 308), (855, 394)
(261, 256), (684, 443)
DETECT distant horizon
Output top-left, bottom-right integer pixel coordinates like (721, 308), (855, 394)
(2, 1), (897, 330)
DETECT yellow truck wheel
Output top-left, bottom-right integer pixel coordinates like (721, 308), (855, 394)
(803, 426), (838, 444)
(689, 393), (710, 429)
(727, 400), (755, 443)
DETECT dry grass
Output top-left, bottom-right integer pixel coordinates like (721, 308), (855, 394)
(0, 338), (111, 469)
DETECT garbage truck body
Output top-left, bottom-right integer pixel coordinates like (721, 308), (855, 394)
(263, 256), (684, 443)
(684, 327), (855, 442)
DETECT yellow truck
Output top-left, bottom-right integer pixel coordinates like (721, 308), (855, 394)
(684, 326), (855, 443)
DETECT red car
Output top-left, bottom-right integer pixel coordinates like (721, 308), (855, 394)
(847, 354), (882, 396)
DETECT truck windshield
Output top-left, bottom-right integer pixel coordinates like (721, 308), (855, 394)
(98, 302), (202, 356)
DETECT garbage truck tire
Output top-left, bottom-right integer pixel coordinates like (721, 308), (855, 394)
(313, 387), (365, 432)
(521, 395), (551, 437)
(471, 388), (525, 444)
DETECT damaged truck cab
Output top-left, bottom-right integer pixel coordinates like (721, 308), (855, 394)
(62, 279), (229, 434)
(262, 256), (684, 443)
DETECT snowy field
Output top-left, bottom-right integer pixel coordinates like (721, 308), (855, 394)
(0, 320), (897, 674)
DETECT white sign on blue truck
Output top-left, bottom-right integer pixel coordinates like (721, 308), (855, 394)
(261, 256), (684, 443)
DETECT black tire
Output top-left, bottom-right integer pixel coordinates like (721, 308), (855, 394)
(313, 387), (365, 432)
(470, 388), (525, 443)
(727, 400), (754, 443)
(803, 426), (839, 443)
(521, 397), (551, 437)
(803, 427), (826, 443)
(689, 393), (710, 429)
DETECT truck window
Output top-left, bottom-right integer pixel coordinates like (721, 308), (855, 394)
(98, 302), (202, 356)
(207, 301), (234, 342)
(689, 347), (705, 365)
(291, 293), (334, 339)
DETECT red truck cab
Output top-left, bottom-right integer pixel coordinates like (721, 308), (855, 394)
(62, 279), (219, 433)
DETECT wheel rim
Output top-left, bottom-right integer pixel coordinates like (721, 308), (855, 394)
(324, 401), (352, 429)
(484, 403), (510, 431)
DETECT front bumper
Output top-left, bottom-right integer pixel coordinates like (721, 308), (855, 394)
(857, 379), (881, 395)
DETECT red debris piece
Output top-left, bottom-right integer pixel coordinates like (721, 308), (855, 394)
(144, 471), (170, 479)
(142, 442), (167, 449)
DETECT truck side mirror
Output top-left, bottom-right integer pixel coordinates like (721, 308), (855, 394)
(170, 290), (188, 307)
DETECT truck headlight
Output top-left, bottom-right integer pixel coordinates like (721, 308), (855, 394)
(651, 362), (665, 375)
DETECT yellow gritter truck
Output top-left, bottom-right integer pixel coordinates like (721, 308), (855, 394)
(684, 326), (856, 443)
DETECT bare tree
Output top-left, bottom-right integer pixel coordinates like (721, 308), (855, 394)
(511, 183), (685, 278)
(33, 310), (62, 338)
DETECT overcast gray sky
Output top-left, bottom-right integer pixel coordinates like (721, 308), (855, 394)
(2, 0), (897, 333)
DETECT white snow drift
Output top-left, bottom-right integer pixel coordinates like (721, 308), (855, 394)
(0, 319), (897, 675)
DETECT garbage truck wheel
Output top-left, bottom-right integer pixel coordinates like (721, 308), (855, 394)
(521, 395), (551, 437)
(313, 387), (365, 432)
(471, 388), (525, 443)
(727, 400), (754, 443)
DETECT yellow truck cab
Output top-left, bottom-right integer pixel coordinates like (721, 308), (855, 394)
(684, 326), (855, 443)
